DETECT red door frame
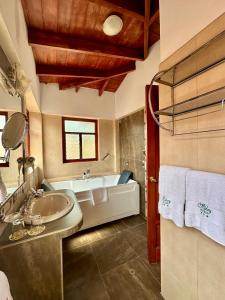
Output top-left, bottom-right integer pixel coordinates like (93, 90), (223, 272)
(146, 84), (160, 263)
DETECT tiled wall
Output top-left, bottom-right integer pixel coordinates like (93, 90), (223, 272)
(118, 110), (146, 215)
(160, 13), (225, 300)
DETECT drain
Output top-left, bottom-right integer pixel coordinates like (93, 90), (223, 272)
(129, 269), (135, 276)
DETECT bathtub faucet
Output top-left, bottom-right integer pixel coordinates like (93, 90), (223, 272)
(83, 169), (91, 179)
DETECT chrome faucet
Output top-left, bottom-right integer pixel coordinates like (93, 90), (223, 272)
(31, 188), (43, 198)
(20, 188), (43, 216)
(83, 169), (91, 179)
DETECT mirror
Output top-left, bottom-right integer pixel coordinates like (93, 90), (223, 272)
(0, 90), (28, 204)
(2, 112), (27, 160)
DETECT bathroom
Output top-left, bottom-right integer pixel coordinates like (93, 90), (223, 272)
(0, 0), (225, 299)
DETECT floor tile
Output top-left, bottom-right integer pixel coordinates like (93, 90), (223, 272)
(92, 232), (137, 274)
(122, 223), (148, 259)
(64, 219), (128, 251)
(122, 215), (146, 228)
(63, 215), (161, 300)
(103, 257), (162, 300)
(139, 255), (161, 284)
(63, 244), (109, 300)
(132, 222), (147, 238)
(94, 219), (128, 240)
(63, 228), (101, 251)
(63, 243), (91, 266)
(148, 263), (161, 284)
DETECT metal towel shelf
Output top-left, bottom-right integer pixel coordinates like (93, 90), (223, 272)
(148, 29), (225, 136)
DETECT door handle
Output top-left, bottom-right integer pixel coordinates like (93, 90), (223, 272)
(149, 176), (157, 183)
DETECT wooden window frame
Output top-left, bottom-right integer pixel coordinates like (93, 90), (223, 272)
(0, 111), (9, 167)
(62, 117), (98, 163)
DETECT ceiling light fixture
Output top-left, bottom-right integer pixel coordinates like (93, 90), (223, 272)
(103, 15), (123, 36)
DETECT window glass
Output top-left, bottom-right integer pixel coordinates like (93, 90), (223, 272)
(65, 120), (95, 133)
(65, 134), (80, 160)
(82, 135), (96, 159)
(0, 115), (6, 129)
(0, 132), (4, 158)
(63, 117), (98, 162)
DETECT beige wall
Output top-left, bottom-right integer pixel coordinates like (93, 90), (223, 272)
(0, 0), (40, 109)
(41, 84), (115, 120)
(115, 41), (160, 119)
(160, 0), (225, 61)
(29, 112), (43, 181)
(160, 13), (225, 300)
(42, 114), (116, 181)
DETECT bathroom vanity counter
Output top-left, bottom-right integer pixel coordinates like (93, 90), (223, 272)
(0, 189), (83, 249)
(0, 190), (83, 300)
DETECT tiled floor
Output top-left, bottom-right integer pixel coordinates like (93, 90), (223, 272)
(63, 215), (162, 300)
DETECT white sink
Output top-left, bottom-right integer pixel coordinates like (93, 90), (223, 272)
(25, 191), (74, 224)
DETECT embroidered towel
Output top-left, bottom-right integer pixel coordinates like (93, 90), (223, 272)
(158, 165), (190, 227)
(185, 170), (225, 246)
(91, 188), (108, 206)
(0, 271), (13, 300)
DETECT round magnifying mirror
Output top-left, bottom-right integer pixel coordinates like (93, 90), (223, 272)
(2, 112), (27, 151)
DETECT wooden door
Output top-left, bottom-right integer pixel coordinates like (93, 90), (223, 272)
(145, 84), (160, 263)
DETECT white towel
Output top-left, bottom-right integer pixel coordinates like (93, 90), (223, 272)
(0, 271), (13, 300)
(91, 188), (108, 206)
(159, 165), (190, 227)
(185, 170), (225, 246)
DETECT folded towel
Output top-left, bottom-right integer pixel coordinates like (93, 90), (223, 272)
(0, 271), (13, 300)
(91, 188), (108, 206)
(185, 170), (225, 246)
(158, 165), (190, 227)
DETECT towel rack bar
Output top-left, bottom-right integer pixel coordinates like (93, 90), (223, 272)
(173, 127), (225, 136)
(147, 28), (225, 135)
(160, 103), (225, 126)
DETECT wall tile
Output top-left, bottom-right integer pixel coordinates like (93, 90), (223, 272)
(161, 219), (198, 300)
(197, 131), (225, 173)
(160, 130), (198, 169)
(118, 110), (145, 215)
(160, 13), (225, 300)
(198, 234), (225, 300)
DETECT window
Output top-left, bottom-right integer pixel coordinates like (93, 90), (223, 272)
(0, 112), (8, 167)
(62, 117), (98, 163)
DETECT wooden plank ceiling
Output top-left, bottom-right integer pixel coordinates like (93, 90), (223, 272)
(21, 0), (160, 95)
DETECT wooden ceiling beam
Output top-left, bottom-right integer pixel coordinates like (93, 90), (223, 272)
(87, 0), (145, 21)
(149, 9), (159, 27)
(40, 61), (135, 81)
(144, 0), (151, 59)
(28, 28), (144, 61)
(99, 79), (110, 96)
(59, 78), (105, 90)
(58, 62), (135, 90)
(36, 64), (106, 78)
(105, 62), (135, 77)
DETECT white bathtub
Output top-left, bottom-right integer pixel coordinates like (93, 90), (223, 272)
(50, 175), (140, 230)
